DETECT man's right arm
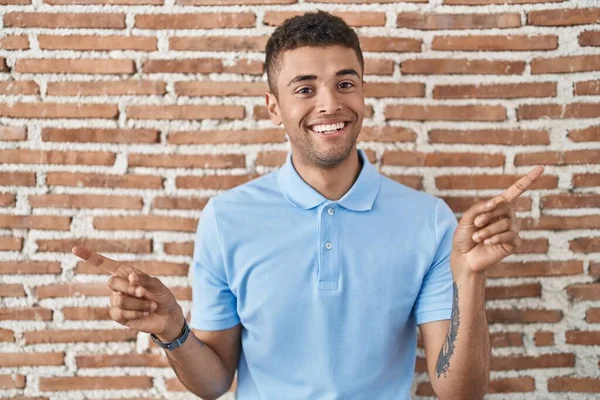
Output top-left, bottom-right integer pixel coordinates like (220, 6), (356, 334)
(158, 316), (242, 399)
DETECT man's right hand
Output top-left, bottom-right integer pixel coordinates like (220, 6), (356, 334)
(72, 246), (185, 342)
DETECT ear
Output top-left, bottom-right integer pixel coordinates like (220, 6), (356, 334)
(265, 91), (283, 126)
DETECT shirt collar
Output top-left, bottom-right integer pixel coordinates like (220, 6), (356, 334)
(277, 149), (381, 212)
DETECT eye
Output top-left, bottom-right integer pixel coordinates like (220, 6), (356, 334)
(339, 82), (354, 89)
(296, 87), (312, 95)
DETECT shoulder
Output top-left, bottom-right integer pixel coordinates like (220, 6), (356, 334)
(207, 170), (282, 214)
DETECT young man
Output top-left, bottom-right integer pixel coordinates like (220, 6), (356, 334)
(73, 11), (543, 399)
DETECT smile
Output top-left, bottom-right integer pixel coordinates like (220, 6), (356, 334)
(309, 121), (350, 138)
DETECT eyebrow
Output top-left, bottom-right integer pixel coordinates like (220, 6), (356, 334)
(286, 68), (360, 87)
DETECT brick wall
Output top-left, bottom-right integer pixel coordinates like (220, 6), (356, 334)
(0, 0), (599, 398)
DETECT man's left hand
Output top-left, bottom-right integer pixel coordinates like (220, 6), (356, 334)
(450, 166), (545, 275)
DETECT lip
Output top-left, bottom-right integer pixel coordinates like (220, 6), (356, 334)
(309, 121), (350, 139)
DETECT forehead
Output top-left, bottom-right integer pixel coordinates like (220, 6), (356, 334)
(277, 45), (361, 83)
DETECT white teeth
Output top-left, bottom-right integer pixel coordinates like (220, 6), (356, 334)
(311, 122), (346, 133)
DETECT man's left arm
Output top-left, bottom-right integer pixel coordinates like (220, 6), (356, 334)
(420, 166), (545, 400)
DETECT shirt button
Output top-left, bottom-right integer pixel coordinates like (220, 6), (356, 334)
(325, 242), (333, 250)
(327, 208), (334, 216)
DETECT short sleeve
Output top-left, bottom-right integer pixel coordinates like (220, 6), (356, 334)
(413, 199), (458, 325)
(189, 199), (240, 331)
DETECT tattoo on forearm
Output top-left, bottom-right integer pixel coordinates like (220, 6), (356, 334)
(436, 281), (460, 378)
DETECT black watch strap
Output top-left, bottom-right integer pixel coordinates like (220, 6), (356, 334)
(151, 320), (190, 351)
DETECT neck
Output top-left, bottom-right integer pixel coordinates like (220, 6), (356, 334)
(291, 148), (362, 201)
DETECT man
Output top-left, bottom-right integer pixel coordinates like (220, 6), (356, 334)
(73, 11), (544, 400)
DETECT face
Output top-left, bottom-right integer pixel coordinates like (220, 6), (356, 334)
(265, 45), (365, 168)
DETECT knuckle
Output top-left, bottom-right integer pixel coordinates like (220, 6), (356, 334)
(109, 307), (123, 322)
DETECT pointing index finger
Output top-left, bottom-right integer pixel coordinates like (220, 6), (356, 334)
(496, 166), (545, 204)
(72, 246), (133, 278)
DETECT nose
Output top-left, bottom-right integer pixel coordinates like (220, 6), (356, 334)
(317, 87), (342, 114)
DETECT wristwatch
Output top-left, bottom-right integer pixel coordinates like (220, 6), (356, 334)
(150, 320), (191, 351)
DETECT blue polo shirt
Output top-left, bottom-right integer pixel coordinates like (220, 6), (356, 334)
(190, 149), (457, 399)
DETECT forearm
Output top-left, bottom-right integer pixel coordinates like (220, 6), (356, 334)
(158, 316), (232, 399)
(432, 270), (491, 400)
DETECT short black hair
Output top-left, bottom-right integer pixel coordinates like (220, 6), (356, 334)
(264, 10), (364, 98)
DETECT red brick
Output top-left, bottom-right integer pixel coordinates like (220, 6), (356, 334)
(364, 82), (424, 98)
(588, 309), (600, 323)
(264, 11), (385, 27)
(443, 195), (532, 213)
(520, 216), (600, 230)
(383, 174), (423, 190)
(136, 13), (255, 29)
(153, 196), (209, 210)
(487, 377), (535, 393)
(548, 377), (600, 393)
(488, 261), (583, 278)
(386, 105), (505, 121)
(127, 104), (244, 120)
(75, 261), (188, 276)
(532, 56), (600, 74)
(542, 194), (600, 209)
(30, 194), (143, 210)
(487, 309), (562, 323)
(4, 12), (125, 28)
(47, 81), (165, 96)
(534, 332), (554, 346)
(569, 237), (600, 253)
(176, 174), (257, 189)
(168, 129), (285, 145)
(170, 35), (268, 51)
(515, 150), (600, 165)
(0, 353), (64, 367)
(579, 30), (600, 47)
(0, 262), (61, 274)
(446, 0), (563, 3)
(0, 126), (27, 141)
(573, 174), (600, 187)
(0, 150), (114, 165)
(128, 153), (245, 169)
(432, 35), (557, 51)
(175, 81), (266, 97)
(436, 174), (557, 190)
(359, 126), (416, 142)
(429, 129), (549, 145)
(434, 82), (556, 99)
(47, 172), (163, 189)
(0, 102), (118, 119)
(256, 151), (286, 167)
(490, 332), (523, 347)
(15, 59), (134, 74)
(0, 328), (14, 342)
(43, 127), (159, 143)
(0, 35), (29, 49)
(528, 8), (600, 26)
(397, 12), (520, 29)
(492, 353), (574, 370)
(0, 81), (38, 95)
(37, 283), (111, 298)
(567, 284), (600, 301)
(0, 194), (16, 207)
(0, 375), (25, 389)
(382, 151), (503, 167)
(24, 329), (137, 344)
(359, 36), (422, 52)
(94, 216), (198, 232)
(0, 215), (71, 230)
(62, 307), (110, 320)
(365, 59), (394, 75)
(39, 376), (152, 391)
(178, 0), (296, 4)
(0, 307), (52, 321)
(38, 35), (157, 51)
(519, 103), (600, 119)
(402, 59), (525, 75)
(164, 242), (193, 256)
(591, 263), (600, 277)
(0, 237), (22, 251)
(77, 354), (168, 368)
(0, 284), (26, 297)
(142, 58), (262, 75)
(517, 239), (550, 254)
(565, 330), (600, 345)
(46, 0), (162, 3)
(569, 125), (600, 142)
(486, 283), (541, 300)
(37, 239), (151, 254)
(574, 80), (600, 96)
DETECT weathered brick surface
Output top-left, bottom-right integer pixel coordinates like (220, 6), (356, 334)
(0, 1), (598, 398)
